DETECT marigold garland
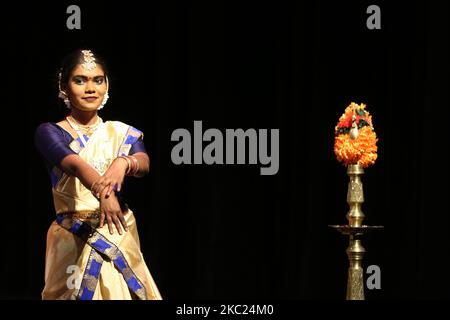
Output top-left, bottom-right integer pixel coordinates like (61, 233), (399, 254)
(334, 102), (378, 168)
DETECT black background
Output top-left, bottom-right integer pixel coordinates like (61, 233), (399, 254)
(2, 0), (449, 300)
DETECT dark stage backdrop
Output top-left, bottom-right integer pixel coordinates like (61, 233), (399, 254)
(2, 0), (449, 299)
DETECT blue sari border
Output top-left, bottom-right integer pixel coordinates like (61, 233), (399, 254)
(56, 214), (148, 300)
(77, 249), (104, 300)
(117, 126), (143, 157)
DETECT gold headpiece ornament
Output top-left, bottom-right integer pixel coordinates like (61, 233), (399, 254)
(81, 50), (97, 70)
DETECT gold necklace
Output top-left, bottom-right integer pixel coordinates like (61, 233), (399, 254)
(66, 115), (103, 136)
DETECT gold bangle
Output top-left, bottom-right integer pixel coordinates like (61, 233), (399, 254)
(117, 156), (131, 174)
(90, 180), (100, 199)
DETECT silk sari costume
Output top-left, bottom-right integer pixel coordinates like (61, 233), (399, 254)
(35, 120), (162, 300)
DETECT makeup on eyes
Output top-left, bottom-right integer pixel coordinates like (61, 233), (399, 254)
(72, 75), (105, 84)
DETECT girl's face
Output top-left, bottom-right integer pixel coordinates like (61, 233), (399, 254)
(67, 64), (107, 112)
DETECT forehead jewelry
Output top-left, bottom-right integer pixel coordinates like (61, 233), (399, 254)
(81, 50), (97, 71)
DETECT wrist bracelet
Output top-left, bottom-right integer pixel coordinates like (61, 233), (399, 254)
(117, 156), (131, 175)
(90, 180), (98, 193)
(128, 155), (140, 176)
(90, 180), (100, 199)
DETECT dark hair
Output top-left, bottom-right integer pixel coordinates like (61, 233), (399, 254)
(59, 49), (109, 91)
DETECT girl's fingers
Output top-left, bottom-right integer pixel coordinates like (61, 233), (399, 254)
(100, 184), (111, 199)
(106, 215), (114, 235)
(113, 216), (123, 235)
(106, 183), (115, 198)
(99, 212), (105, 228)
(118, 213), (128, 232)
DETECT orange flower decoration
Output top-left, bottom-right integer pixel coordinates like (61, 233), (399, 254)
(334, 102), (378, 168)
